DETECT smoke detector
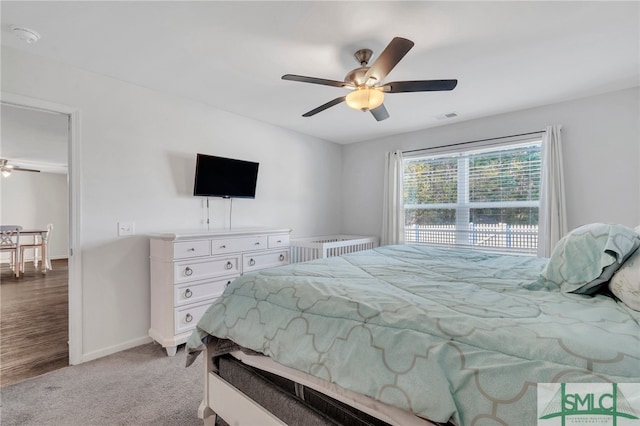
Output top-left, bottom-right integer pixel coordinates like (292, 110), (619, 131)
(11, 26), (40, 44)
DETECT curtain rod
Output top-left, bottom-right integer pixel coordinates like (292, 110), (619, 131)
(401, 130), (545, 155)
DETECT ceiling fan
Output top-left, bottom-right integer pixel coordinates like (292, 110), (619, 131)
(1, 159), (41, 177)
(282, 37), (458, 121)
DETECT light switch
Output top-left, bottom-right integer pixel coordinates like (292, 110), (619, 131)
(118, 222), (135, 236)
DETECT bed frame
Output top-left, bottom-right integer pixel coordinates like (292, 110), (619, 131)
(290, 235), (379, 263)
(199, 352), (286, 426)
(197, 340), (441, 426)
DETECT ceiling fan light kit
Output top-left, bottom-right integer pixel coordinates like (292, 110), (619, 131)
(345, 87), (385, 111)
(282, 37), (457, 121)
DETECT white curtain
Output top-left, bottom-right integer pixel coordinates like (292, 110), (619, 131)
(381, 150), (405, 246)
(538, 124), (567, 257)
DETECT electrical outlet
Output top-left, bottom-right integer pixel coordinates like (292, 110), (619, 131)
(118, 222), (135, 236)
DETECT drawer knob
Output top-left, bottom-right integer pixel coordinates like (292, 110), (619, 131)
(185, 313), (193, 323)
(184, 267), (193, 276)
(279, 254), (285, 261)
(249, 258), (256, 266)
(225, 261), (233, 270)
(277, 240), (282, 243)
(254, 242), (260, 246)
(220, 245), (226, 249)
(226, 281), (231, 288)
(185, 289), (193, 298)
(187, 248), (195, 252)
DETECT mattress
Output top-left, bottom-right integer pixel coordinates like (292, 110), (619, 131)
(188, 244), (640, 425)
(213, 351), (444, 426)
(226, 350), (439, 426)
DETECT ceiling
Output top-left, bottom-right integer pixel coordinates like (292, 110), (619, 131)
(1, 104), (69, 173)
(1, 1), (638, 145)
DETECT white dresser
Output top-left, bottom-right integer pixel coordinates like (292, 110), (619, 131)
(149, 227), (291, 356)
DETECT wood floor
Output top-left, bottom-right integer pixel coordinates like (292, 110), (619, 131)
(0, 259), (69, 387)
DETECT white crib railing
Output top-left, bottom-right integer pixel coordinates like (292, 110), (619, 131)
(290, 235), (379, 263)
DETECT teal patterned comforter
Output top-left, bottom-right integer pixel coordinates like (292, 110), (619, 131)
(187, 245), (640, 425)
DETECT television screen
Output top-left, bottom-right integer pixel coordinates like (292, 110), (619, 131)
(193, 154), (259, 198)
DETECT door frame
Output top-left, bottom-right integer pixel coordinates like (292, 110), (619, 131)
(1, 92), (82, 365)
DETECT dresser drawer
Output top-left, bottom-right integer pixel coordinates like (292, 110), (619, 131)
(211, 236), (268, 255)
(174, 256), (240, 283)
(174, 277), (237, 307)
(268, 234), (289, 249)
(243, 250), (289, 272)
(174, 301), (212, 334)
(172, 240), (211, 259)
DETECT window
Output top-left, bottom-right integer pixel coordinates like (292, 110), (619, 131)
(403, 140), (542, 254)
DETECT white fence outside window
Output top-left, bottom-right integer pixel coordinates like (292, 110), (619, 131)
(404, 223), (538, 254)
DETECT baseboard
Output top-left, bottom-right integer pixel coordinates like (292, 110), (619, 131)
(5, 255), (69, 262)
(80, 335), (152, 364)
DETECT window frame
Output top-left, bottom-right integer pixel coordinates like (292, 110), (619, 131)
(402, 137), (543, 253)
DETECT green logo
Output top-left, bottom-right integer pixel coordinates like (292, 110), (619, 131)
(539, 383), (639, 425)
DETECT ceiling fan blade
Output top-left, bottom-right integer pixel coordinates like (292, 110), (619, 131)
(302, 96), (346, 117)
(364, 37), (414, 84)
(282, 74), (351, 88)
(370, 104), (390, 121)
(382, 79), (458, 93)
(0, 159), (41, 173)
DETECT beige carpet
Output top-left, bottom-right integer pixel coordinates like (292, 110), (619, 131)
(0, 343), (204, 425)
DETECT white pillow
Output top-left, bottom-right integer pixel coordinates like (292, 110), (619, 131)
(609, 225), (640, 311)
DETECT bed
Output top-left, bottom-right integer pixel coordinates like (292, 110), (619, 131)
(186, 224), (640, 425)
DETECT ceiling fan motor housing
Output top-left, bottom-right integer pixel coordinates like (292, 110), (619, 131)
(345, 67), (370, 86)
(346, 49), (375, 86)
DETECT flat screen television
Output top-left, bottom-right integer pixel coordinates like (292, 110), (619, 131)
(193, 153), (259, 199)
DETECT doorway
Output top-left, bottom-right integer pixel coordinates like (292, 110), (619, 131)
(0, 93), (81, 381)
(0, 103), (68, 385)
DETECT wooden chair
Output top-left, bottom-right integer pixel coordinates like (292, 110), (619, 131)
(20, 223), (53, 273)
(1, 225), (22, 277)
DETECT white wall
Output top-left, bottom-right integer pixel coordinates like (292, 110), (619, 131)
(2, 47), (343, 360)
(0, 171), (69, 261)
(342, 87), (640, 238)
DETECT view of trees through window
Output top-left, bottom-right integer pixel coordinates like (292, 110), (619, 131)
(403, 141), (541, 252)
